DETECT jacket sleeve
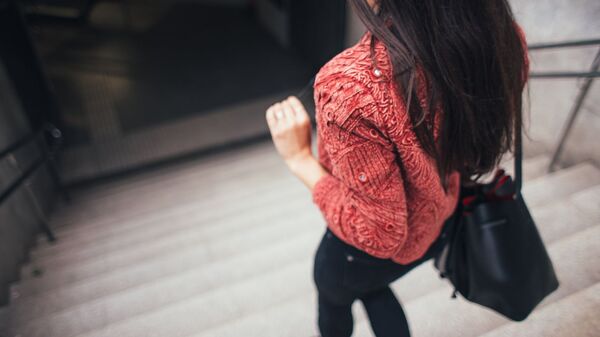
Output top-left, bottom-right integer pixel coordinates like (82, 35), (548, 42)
(311, 76), (408, 259)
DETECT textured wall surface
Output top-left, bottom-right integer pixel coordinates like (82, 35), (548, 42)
(345, 1), (600, 165)
(0, 61), (54, 305)
(511, 0), (600, 166)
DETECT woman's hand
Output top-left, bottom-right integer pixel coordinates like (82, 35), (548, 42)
(266, 96), (328, 191)
(266, 96), (313, 167)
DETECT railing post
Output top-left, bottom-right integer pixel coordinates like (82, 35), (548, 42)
(7, 153), (56, 243)
(547, 48), (600, 172)
(42, 124), (70, 202)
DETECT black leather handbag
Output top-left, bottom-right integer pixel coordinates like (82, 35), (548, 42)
(433, 123), (559, 321)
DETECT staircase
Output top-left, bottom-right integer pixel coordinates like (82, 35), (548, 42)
(1, 139), (599, 337)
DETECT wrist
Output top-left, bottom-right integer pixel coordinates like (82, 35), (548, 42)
(285, 150), (328, 191)
(285, 149), (315, 174)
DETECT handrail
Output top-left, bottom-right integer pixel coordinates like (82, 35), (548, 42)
(0, 123), (66, 242)
(529, 38), (600, 50)
(530, 71), (600, 79)
(526, 38), (600, 172)
(0, 132), (37, 160)
(0, 155), (45, 206)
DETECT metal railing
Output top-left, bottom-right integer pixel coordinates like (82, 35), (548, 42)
(528, 38), (600, 172)
(0, 123), (68, 242)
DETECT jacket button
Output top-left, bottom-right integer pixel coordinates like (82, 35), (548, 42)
(346, 254), (354, 262)
(325, 111), (334, 121)
(374, 68), (382, 77)
(358, 172), (367, 182)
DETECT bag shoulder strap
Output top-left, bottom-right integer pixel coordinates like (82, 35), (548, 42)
(514, 115), (523, 195)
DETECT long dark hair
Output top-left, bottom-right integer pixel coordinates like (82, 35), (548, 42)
(349, 0), (527, 188)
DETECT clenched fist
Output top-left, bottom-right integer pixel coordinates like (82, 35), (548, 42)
(265, 96), (313, 166)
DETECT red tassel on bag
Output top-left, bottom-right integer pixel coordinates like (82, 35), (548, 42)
(461, 168), (515, 213)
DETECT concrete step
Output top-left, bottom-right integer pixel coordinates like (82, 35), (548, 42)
(8, 161), (597, 331)
(570, 184), (600, 222)
(20, 188), (309, 284)
(186, 224), (600, 337)
(5, 235), (441, 334)
(32, 159), (592, 256)
(57, 132), (320, 207)
(67, 141), (276, 202)
(27, 159), (598, 285)
(18, 168), (594, 307)
(502, 154), (551, 182)
(49, 153), (284, 233)
(47, 175), (287, 248)
(530, 184), (600, 244)
(53, 140), (276, 210)
(522, 162), (600, 208)
(34, 163), (294, 254)
(46, 148), (554, 240)
(9, 227), (456, 336)
(13, 200), (322, 299)
(521, 140), (551, 159)
(3, 143), (594, 337)
(69, 260), (315, 337)
(48, 136), (543, 227)
(5, 230), (326, 337)
(478, 283), (600, 337)
(27, 177), (305, 266)
(47, 153), (285, 236)
(1, 226), (319, 331)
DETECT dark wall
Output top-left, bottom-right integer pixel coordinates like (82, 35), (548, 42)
(0, 0), (64, 132)
(0, 0), (56, 306)
(289, 0), (347, 70)
(0, 60), (56, 307)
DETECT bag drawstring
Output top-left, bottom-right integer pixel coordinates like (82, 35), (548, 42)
(440, 270), (459, 299)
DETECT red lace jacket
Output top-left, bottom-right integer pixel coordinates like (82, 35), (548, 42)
(311, 27), (529, 264)
(311, 31), (462, 264)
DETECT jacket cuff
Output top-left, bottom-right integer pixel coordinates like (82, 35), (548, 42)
(311, 172), (339, 210)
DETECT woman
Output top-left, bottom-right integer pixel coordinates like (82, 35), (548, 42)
(265, 0), (528, 336)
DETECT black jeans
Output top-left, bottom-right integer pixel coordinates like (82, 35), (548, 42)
(312, 217), (455, 337)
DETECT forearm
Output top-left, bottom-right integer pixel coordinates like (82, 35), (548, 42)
(285, 152), (329, 192)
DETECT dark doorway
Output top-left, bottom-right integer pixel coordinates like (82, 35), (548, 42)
(24, 0), (347, 183)
(0, 0), (63, 133)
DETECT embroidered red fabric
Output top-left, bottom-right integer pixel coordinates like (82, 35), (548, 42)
(311, 31), (460, 264)
(311, 27), (529, 264)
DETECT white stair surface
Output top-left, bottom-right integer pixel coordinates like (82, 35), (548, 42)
(479, 283), (600, 337)
(1, 140), (598, 337)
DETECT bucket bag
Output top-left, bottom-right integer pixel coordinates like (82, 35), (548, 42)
(433, 122), (560, 321)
